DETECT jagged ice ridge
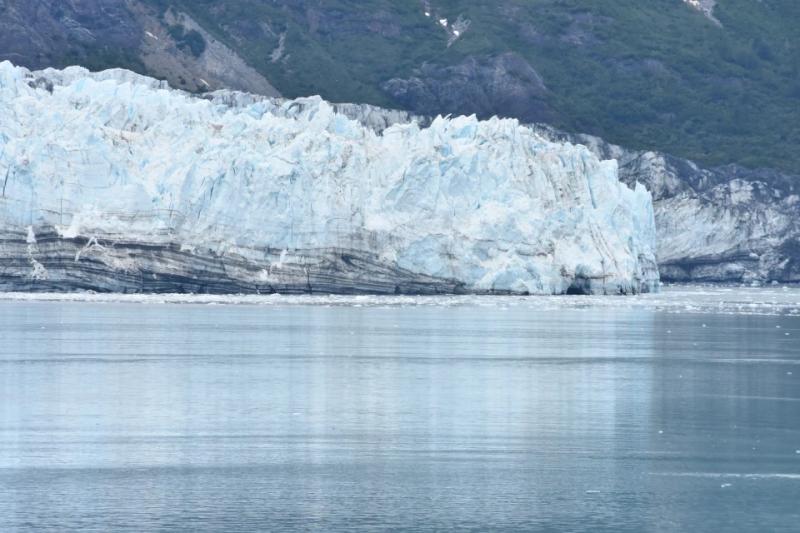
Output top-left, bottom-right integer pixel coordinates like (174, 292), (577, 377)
(0, 62), (658, 294)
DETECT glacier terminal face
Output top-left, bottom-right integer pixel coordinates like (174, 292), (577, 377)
(529, 124), (800, 284)
(0, 62), (658, 295)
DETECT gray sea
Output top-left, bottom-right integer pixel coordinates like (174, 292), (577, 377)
(1, 286), (799, 532)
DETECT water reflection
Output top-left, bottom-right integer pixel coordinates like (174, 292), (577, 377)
(0, 298), (798, 531)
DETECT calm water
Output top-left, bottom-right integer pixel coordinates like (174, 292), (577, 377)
(1, 288), (799, 532)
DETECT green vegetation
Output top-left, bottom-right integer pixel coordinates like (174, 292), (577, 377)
(142, 0), (800, 171)
(168, 24), (206, 57)
(63, 47), (146, 76)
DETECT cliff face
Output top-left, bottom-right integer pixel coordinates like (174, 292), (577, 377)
(190, 87), (800, 286)
(1, 58), (795, 289)
(532, 126), (800, 283)
(0, 63), (658, 295)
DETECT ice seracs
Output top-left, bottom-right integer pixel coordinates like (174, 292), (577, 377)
(0, 61), (658, 295)
(532, 122), (800, 284)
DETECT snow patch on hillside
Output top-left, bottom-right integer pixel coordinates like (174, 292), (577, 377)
(683, 0), (721, 26)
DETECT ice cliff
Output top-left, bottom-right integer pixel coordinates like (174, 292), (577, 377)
(530, 125), (800, 284)
(0, 62), (658, 294)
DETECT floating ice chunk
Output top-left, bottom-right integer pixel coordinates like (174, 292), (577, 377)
(0, 286), (799, 314)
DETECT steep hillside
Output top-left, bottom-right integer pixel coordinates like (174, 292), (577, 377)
(0, 0), (279, 95)
(147, 0), (800, 172)
(1, 0), (798, 171)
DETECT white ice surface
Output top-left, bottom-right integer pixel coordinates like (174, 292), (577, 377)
(0, 61), (657, 294)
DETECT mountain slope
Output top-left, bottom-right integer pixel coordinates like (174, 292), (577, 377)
(149, 0), (800, 171)
(0, 0), (279, 95)
(1, 0), (798, 172)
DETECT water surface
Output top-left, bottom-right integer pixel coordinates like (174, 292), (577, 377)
(1, 287), (799, 531)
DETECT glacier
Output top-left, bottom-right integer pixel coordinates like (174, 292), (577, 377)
(0, 61), (658, 295)
(529, 124), (800, 284)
